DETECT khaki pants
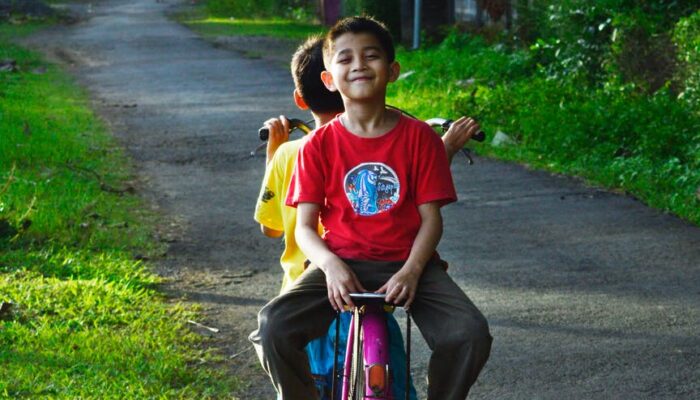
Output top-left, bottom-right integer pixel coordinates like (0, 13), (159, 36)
(249, 259), (492, 400)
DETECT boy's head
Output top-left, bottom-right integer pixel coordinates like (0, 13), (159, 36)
(291, 35), (344, 115)
(322, 16), (395, 66)
(320, 16), (399, 102)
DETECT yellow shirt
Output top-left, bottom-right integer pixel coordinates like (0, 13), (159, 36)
(254, 138), (322, 292)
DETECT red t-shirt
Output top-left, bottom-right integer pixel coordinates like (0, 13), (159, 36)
(286, 114), (457, 261)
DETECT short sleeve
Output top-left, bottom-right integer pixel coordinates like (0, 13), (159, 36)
(254, 151), (285, 231)
(413, 125), (457, 207)
(286, 136), (326, 208)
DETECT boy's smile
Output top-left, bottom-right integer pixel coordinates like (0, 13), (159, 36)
(322, 32), (399, 102)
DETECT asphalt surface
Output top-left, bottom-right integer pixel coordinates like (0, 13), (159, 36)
(26, 0), (700, 398)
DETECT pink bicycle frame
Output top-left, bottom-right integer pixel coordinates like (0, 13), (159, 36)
(341, 301), (392, 399)
(335, 293), (413, 400)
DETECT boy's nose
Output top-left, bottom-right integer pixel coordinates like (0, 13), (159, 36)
(351, 58), (367, 71)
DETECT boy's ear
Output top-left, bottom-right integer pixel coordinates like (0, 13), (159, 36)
(293, 89), (309, 110)
(320, 70), (337, 92)
(388, 61), (401, 83)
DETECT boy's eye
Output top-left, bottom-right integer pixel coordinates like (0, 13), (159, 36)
(337, 58), (351, 64)
(366, 54), (379, 59)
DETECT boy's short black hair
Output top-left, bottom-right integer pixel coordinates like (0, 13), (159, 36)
(323, 16), (395, 66)
(291, 35), (344, 114)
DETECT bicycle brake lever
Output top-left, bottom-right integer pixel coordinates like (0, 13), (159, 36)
(461, 148), (475, 165)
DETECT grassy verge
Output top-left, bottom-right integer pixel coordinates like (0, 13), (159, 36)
(179, 3), (699, 226)
(0, 24), (238, 398)
(175, 5), (323, 40)
(387, 35), (700, 225)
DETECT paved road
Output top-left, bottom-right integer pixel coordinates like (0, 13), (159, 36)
(28, 0), (700, 398)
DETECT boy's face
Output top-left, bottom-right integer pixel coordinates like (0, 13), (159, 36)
(321, 32), (399, 102)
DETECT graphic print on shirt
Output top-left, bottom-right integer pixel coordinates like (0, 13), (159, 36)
(344, 162), (400, 216)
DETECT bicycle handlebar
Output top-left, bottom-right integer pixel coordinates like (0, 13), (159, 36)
(425, 118), (485, 142)
(258, 118), (313, 141)
(258, 115), (484, 143)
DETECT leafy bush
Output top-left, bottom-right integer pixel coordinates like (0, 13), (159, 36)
(674, 10), (700, 110)
(205, 0), (317, 21)
(342, 0), (401, 38)
(528, 1), (614, 83)
(388, 30), (700, 225)
(518, 0), (698, 90)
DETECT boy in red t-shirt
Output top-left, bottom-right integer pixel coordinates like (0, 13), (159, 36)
(250, 17), (492, 400)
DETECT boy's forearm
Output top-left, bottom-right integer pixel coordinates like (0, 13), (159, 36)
(296, 224), (335, 266)
(402, 202), (443, 274)
(260, 224), (283, 238)
(295, 203), (342, 272)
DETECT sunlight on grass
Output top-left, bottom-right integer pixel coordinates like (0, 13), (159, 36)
(386, 38), (700, 226)
(185, 16), (324, 39)
(0, 23), (238, 398)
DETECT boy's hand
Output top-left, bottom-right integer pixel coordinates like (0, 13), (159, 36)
(321, 258), (366, 311)
(264, 115), (290, 164)
(442, 116), (480, 163)
(377, 266), (421, 309)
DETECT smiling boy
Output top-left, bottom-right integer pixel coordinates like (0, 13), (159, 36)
(250, 17), (492, 400)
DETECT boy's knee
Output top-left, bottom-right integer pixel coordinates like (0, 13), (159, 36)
(250, 301), (286, 348)
(440, 314), (492, 351)
(471, 313), (491, 340)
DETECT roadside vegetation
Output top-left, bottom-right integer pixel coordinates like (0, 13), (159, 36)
(187, 0), (700, 226)
(176, 0), (323, 40)
(0, 20), (237, 399)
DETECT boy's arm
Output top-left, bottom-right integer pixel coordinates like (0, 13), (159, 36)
(260, 225), (283, 238)
(255, 132), (287, 238)
(296, 202), (366, 310)
(442, 116), (481, 164)
(378, 201), (443, 309)
(263, 115), (290, 164)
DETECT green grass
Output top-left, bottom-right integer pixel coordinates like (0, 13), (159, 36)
(386, 35), (700, 226)
(0, 23), (238, 398)
(177, 2), (700, 226)
(175, 2), (700, 226)
(176, 5), (324, 40)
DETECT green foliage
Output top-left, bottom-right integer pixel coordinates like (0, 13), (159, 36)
(674, 9), (700, 109)
(176, 1), (323, 40)
(517, 0), (699, 90)
(205, 0), (317, 22)
(183, 15), (324, 39)
(0, 24), (238, 397)
(342, 0), (401, 38)
(387, 32), (700, 225)
(528, 1), (615, 83)
(182, 2), (700, 226)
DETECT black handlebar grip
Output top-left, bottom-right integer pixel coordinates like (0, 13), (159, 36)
(259, 127), (270, 142)
(442, 119), (486, 143)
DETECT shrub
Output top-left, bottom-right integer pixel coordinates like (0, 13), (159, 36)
(674, 10), (700, 110)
